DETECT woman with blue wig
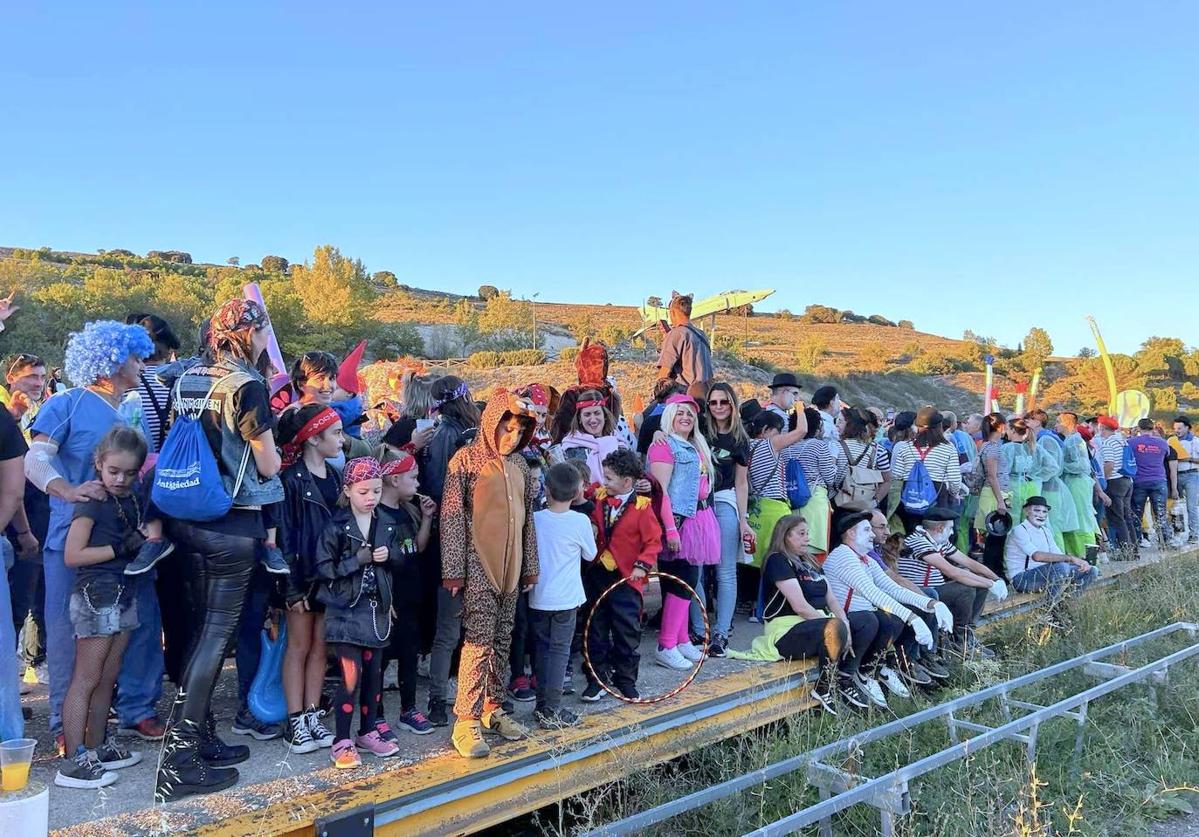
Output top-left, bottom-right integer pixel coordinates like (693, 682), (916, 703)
(26, 321), (168, 752)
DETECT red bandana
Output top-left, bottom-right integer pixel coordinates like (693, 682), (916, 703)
(380, 453), (417, 477)
(576, 398), (607, 411)
(344, 456), (383, 485)
(281, 408), (340, 468)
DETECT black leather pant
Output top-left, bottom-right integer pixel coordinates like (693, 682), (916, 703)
(165, 520), (257, 740)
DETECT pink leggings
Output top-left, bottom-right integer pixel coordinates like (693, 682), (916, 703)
(659, 593), (692, 649)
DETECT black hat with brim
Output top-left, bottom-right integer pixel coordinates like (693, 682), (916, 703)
(769, 373), (800, 390)
(832, 510), (873, 542)
(920, 506), (959, 522)
(1023, 495), (1051, 511)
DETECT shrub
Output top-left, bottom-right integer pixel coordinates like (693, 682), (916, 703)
(898, 319), (915, 330)
(468, 350), (502, 368)
(147, 250), (193, 264)
(478, 284), (500, 300)
(558, 347), (580, 365)
(378, 322), (424, 357)
(1181, 382), (1199, 403)
(1151, 386), (1178, 412)
(500, 349), (547, 366)
(794, 337), (828, 373)
(776, 309), (793, 321)
(867, 314), (895, 327)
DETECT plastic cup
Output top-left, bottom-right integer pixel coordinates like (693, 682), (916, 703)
(0, 739), (36, 792)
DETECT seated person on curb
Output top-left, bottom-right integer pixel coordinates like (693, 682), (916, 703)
(898, 507), (1007, 660)
(1004, 496), (1099, 597)
(869, 511), (949, 683)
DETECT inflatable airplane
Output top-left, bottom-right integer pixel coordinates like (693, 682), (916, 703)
(635, 289), (775, 338)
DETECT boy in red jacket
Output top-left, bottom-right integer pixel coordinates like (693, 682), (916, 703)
(580, 448), (662, 702)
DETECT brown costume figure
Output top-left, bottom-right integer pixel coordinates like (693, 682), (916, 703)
(441, 389), (540, 757)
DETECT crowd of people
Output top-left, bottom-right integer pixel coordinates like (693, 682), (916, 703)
(0, 291), (1194, 803)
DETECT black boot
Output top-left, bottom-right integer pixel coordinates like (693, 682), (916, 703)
(156, 720), (239, 803)
(199, 713), (250, 767)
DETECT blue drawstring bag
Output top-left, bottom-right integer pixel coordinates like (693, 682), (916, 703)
(784, 457), (811, 510)
(152, 376), (249, 522)
(248, 621), (288, 724)
(901, 446), (939, 513)
(1121, 442), (1139, 478)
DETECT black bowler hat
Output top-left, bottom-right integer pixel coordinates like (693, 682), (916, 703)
(1024, 495), (1051, 511)
(920, 507), (959, 522)
(769, 372), (800, 390)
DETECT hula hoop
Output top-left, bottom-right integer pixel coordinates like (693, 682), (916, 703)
(582, 570), (710, 705)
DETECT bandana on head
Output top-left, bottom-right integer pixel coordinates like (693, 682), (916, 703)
(431, 381), (470, 412)
(575, 397), (608, 411)
(344, 456), (383, 485)
(380, 453), (417, 477)
(209, 299), (268, 348)
(518, 383), (549, 407)
(280, 408), (340, 468)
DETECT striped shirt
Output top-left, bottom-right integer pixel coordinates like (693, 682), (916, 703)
(797, 438), (838, 488)
(748, 438), (786, 501)
(136, 365), (173, 454)
(891, 440), (963, 495)
(899, 527), (951, 586)
(821, 545), (928, 620)
(1100, 432), (1127, 478)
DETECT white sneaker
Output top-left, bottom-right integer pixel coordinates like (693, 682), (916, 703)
(417, 653), (431, 679)
(1168, 536), (1186, 549)
(877, 666), (911, 699)
(655, 646), (692, 670)
(856, 674), (889, 708)
(676, 642), (704, 662)
(1139, 537), (1152, 549)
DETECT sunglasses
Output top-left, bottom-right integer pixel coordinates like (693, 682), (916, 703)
(7, 353), (43, 377)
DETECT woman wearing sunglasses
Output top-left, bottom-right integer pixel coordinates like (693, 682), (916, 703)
(691, 383), (753, 657)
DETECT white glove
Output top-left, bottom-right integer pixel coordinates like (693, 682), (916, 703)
(988, 578), (1008, 602)
(910, 616), (934, 649)
(932, 601), (954, 634)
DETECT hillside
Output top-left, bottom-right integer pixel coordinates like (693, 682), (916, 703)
(3, 244), (1195, 419)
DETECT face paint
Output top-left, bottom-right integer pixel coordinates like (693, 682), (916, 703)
(851, 521), (873, 553)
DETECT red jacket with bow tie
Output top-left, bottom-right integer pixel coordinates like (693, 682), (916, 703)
(587, 486), (663, 594)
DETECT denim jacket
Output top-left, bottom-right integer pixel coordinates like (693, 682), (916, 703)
(665, 435), (702, 519)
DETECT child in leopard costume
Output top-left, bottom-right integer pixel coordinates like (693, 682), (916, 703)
(440, 389), (540, 757)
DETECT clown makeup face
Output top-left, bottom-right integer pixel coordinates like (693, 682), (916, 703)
(496, 415), (529, 455)
(846, 520), (874, 554)
(1026, 504), (1050, 527)
(773, 387), (799, 411)
(580, 405), (606, 436)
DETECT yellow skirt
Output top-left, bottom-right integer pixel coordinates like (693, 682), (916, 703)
(749, 497), (791, 569)
(800, 484), (831, 555)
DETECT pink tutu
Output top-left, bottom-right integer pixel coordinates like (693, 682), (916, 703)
(679, 506), (721, 565)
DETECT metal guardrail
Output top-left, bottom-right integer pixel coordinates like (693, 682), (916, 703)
(586, 621), (1199, 837)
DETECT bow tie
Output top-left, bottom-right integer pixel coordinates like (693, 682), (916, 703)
(605, 496), (623, 508)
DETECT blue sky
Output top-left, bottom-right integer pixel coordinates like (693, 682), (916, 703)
(2, 3), (1196, 355)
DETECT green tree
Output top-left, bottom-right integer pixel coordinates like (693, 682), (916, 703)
(261, 255), (289, 274)
(1135, 336), (1186, 376)
(289, 245), (376, 329)
(1019, 327), (1054, 374)
(801, 304), (840, 324)
(1151, 386), (1178, 413)
(1181, 382), (1199, 403)
(453, 299), (480, 354)
(1078, 347), (1096, 359)
(477, 291), (533, 349)
(478, 284), (500, 301)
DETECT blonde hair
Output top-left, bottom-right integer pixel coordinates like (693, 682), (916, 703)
(400, 370), (436, 420)
(660, 400), (714, 478)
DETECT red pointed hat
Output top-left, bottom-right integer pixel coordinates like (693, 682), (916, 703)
(338, 341), (367, 394)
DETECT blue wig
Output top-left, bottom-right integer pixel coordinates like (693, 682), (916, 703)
(63, 321), (155, 386)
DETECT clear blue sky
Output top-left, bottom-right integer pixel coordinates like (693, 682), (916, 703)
(3, 3), (1196, 355)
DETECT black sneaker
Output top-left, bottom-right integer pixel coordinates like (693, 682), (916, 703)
(837, 677), (871, 710)
(508, 675), (536, 702)
(56, 748), (117, 789)
(580, 682), (606, 703)
(810, 684), (838, 716)
(921, 656), (951, 681)
(123, 539), (174, 576)
(262, 544), (290, 575)
(708, 634), (728, 658)
(283, 713), (319, 754)
(618, 684), (640, 701)
(200, 716), (250, 767)
(427, 698), (449, 727)
(535, 707), (581, 728)
(901, 661), (934, 687)
(562, 664), (575, 696)
(231, 707), (283, 741)
(93, 740), (143, 770)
